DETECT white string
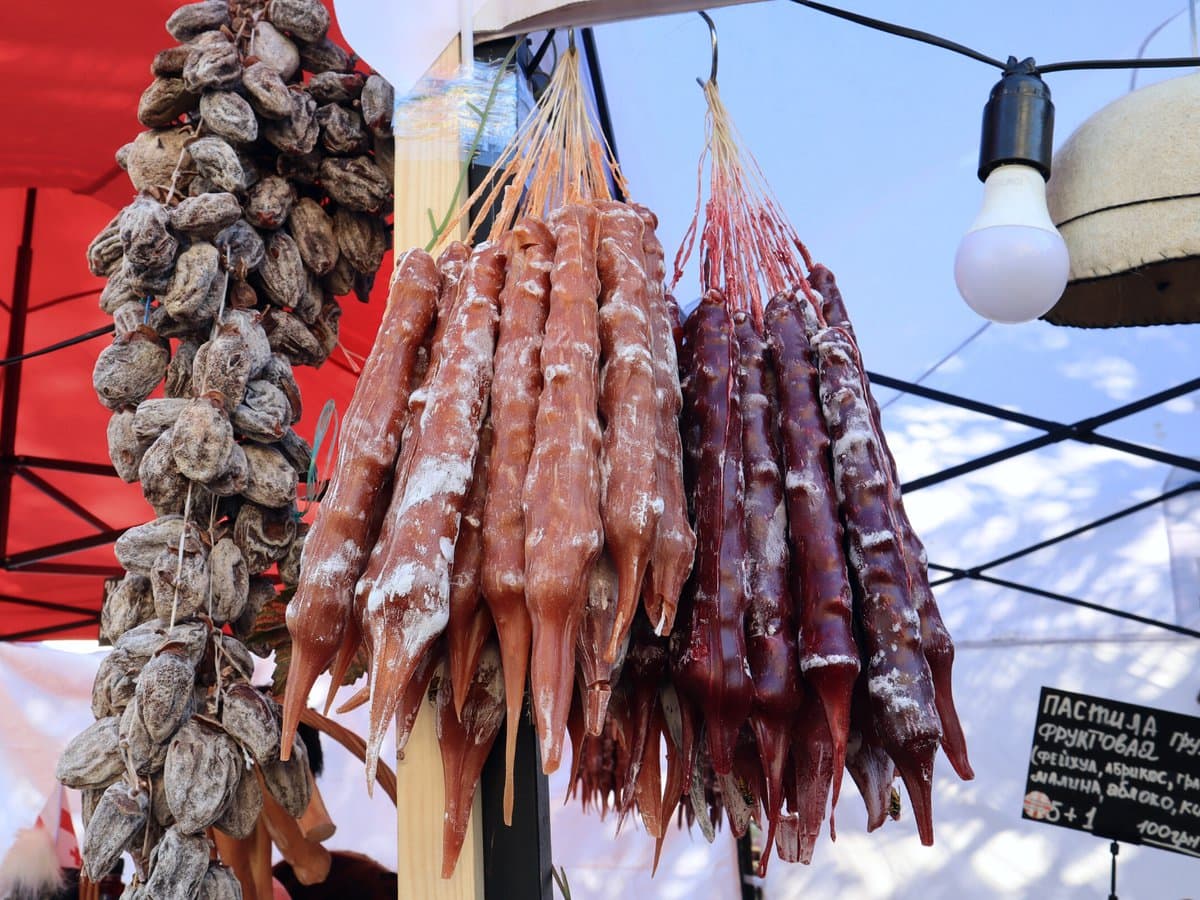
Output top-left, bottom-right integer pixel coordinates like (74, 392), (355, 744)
(1190, 0), (1198, 58)
(1130, 6), (1191, 91)
(168, 270), (231, 630)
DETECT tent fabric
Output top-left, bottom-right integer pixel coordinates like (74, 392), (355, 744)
(0, 185), (391, 638)
(0, 2), (354, 208)
(0, 1), (393, 639)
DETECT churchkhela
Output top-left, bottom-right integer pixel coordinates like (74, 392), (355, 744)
(278, 36), (970, 881)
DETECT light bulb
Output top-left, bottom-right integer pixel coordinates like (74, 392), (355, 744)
(954, 164), (1070, 323)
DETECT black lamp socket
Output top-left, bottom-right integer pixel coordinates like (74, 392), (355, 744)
(978, 57), (1055, 182)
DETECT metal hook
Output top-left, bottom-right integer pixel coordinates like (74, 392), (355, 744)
(698, 10), (718, 86)
(567, 27), (577, 53)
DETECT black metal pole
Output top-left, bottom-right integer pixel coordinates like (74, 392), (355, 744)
(0, 188), (36, 566)
(580, 27), (624, 203)
(468, 38), (555, 900)
(1108, 841), (1119, 900)
(480, 700), (554, 900)
(736, 832), (763, 899)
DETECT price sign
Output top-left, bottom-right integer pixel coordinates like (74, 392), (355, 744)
(1023, 687), (1200, 857)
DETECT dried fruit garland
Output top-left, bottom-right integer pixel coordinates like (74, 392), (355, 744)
(59, 0), (395, 893)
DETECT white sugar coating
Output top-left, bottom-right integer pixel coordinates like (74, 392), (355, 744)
(499, 571), (523, 589)
(517, 344), (540, 368)
(470, 671), (506, 741)
(904, 607), (921, 628)
(309, 536), (361, 584)
(398, 456), (472, 518)
(535, 685), (557, 757)
(626, 490), (658, 530)
(439, 536), (455, 563)
(569, 341), (598, 363)
(459, 318), (497, 358)
(367, 561), (417, 612)
(570, 531), (601, 550)
(607, 344), (652, 368)
(857, 529), (898, 550)
(543, 364), (570, 382)
(762, 501), (788, 567)
(396, 599), (450, 658)
(869, 669), (921, 713)
(801, 654), (860, 672)
(785, 471), (821, 498)
(831, 424), (874, 463)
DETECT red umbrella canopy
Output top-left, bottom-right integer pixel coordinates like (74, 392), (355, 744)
(0, 2), (393, 639)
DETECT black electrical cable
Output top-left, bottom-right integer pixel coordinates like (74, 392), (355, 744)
(786, 0), (1200, 74)
(0, 323), (115, 368)
(786, 0), (1007, 69)
(1040, 55), (1200, 73)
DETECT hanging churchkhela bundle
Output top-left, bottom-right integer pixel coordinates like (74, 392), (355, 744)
(278, 38), (695, 878)
(657, 68), (974, 870)
(278, 21), (969, 885)
(60, 0), (396, 892)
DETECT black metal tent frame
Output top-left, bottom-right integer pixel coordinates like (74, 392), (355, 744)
(869, 370), (1200, 640)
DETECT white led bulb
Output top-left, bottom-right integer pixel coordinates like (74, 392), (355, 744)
(954, 164), (1069, 324)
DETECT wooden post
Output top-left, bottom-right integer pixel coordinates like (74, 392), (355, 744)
(392, 38), (486, 900)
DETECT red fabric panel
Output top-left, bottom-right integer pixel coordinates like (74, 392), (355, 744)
(0, 1), (353, 203)
(0, 2), (392, 640)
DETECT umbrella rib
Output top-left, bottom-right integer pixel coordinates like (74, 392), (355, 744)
(29, 287), (103, 313)
(15, 563), (125, 577)
(3, 527), (127, 569)
(0, 616), (100, 642)
(971, 481), (1200, 575)
(12, 466), (113, 532)
(0, 592), (101, 618)
(7, 455), (119, 477)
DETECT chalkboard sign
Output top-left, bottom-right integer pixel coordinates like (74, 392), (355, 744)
(1023, 686), (1200, 858)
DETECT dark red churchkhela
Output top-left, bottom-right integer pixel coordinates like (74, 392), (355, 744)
(673, 291), (753, 776)
(733, 310), (799, 873)
(814, 324), (942, 845)
(809, 263), (973, 782)
(763, 290), (858, 806)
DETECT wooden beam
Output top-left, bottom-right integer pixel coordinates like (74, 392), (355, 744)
(392, 37), (486, 900)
